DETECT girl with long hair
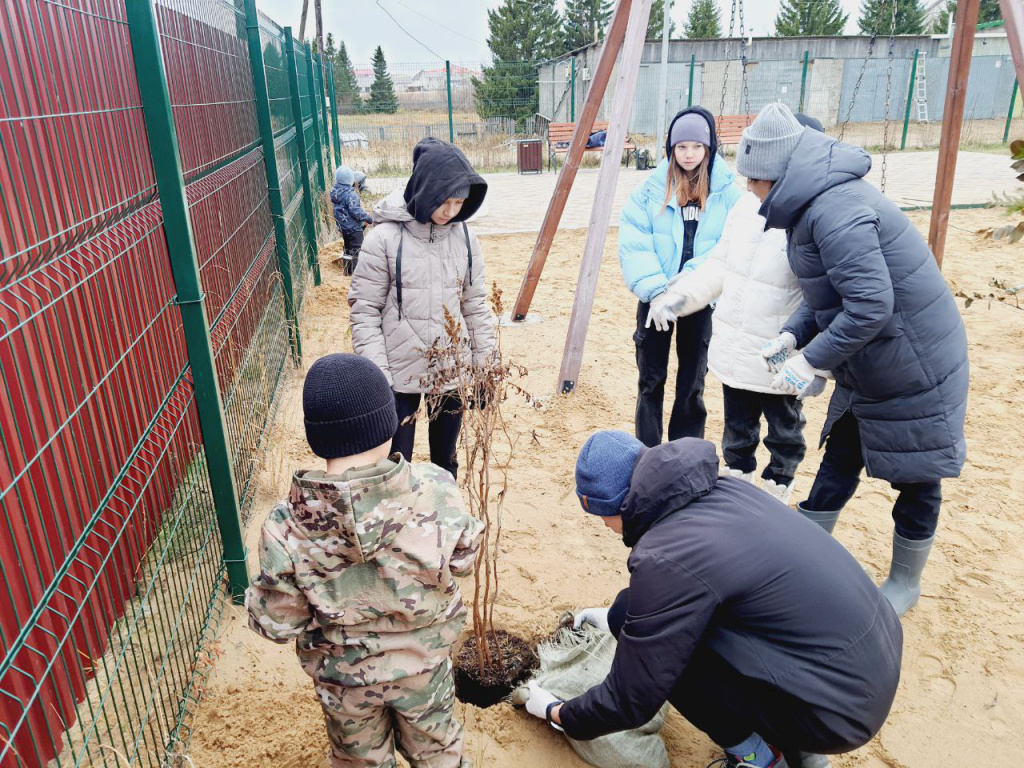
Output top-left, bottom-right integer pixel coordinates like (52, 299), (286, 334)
(619, 107), (741, 446)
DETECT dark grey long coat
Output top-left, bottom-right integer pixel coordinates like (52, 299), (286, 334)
(761, 129), (968, 483)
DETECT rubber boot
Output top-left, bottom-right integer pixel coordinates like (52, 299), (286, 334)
(880, 532), (934, 616)
(796, 501), (840, 535)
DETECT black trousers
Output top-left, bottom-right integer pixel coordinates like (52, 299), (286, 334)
(607, 589), (853, 757)
(722, 384), (806, 486)
(391, 392), (462, 479)
(669, 645), (857, 756)
(803, 411), (942, 541)
(341, 226), (363, 255)
(633, 301), (713, 447)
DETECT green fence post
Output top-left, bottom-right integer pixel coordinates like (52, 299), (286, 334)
(329, 67), (342, 161)
(306, 47), (328, 193)
(1004, 79), (1018, 144)
(124, 0), (248, 602)
(243, 0), (301, 363)
(570, 56), (576, 122)
(798, 50), (809, 113)
(445, 60), (455, 144)
(687, 53), (696, 107)
(285, 28), (322, 286)
(901, 50), (919, 150)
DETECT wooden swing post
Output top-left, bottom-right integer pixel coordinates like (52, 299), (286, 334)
(511, 0), (633, 321)
(556, 0), (654, 394)
(928, 0), (981, 268)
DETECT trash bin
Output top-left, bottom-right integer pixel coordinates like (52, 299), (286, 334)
(517, 139), (543, 174)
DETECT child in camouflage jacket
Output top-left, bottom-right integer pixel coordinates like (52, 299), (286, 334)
(246, 353), (484, 768)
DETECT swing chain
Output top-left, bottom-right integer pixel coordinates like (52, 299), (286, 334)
(839, 31), (878, 141)
(879, 0), (899, 193)
(718, 0), (739, 124)
(737, 0), (751, 121)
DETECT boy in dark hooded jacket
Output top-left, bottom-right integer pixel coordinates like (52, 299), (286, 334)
(521, 431), (902, 768)
(331, 165), (373, 274)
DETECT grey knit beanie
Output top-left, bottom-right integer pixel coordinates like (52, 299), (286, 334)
(448, 184), (471, 200)
(736, 103), (805, 181)
(669, 111), (713, 149)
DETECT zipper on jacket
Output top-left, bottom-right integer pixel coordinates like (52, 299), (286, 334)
(430, 223), (435, 243)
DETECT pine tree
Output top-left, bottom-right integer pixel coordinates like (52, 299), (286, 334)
(367, 46), (398, 114)
(333, 40), (362, 114)
(474, 0), (566, 127)
(324, 32), (336, 61)
(563, 0), (612, 51)
(775, 0), (848, 36)
(683, 0), (720, 39)
(858, 0), (925, 34)
(647, 0), (678, 39)
(933, 0), (1001, 32)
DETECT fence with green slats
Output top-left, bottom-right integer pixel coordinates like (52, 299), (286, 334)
(0, 1), (336, 765)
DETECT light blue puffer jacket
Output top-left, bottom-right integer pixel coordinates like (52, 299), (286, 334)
(618, 155), (742, 303)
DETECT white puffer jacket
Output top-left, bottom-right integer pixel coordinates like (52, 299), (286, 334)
(664, 192), (802, 394)
(348, 190), (496, 393)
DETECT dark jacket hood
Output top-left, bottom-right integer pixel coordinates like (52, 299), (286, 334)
(621, 438), (720, 547)
(760, 128), (871, 230)
(665, 105), (720, 176)
(403, 137), (487, 224)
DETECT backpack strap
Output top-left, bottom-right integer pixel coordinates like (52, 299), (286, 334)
(462, 222), (473, 286)
(396, 227), (404, 319)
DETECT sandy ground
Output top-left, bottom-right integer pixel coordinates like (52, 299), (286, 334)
(187, 208), (1024, 768)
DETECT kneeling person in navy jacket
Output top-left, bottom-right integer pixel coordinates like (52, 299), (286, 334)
(523, 431), (903, 768)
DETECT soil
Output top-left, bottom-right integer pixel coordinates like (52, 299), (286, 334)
(187, 208), (1024, 768)
(454, 630), (538, 709)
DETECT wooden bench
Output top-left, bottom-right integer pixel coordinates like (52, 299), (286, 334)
(716, 115), (757, 148)
(548, 120), (638, 171)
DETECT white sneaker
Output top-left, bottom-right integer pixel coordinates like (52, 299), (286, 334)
(724, 468), (755, 483)
(764, 478), (794, 505)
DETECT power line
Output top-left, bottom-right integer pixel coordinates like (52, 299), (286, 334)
(392, 0), (491, 48)
(375, 0), (444, 59)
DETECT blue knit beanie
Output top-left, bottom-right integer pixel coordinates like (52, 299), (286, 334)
(575, 431), (646, 516)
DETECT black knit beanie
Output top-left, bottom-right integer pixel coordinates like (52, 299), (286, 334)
(302, 354), (398, 459)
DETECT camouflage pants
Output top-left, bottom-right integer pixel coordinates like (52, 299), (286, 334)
(299, 651), (465, 768)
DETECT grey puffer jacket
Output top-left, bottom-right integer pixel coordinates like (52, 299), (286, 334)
(761, 128), (968, 483)
(348, 189), (496, 393)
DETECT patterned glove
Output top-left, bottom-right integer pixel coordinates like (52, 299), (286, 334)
(771, 354), (829, 400)
(761, 332), (798, 374)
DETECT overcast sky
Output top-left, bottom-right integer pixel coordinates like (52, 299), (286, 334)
(255, 0), (869, 67)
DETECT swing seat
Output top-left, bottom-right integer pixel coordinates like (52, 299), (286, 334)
(715, 115), (757, 148)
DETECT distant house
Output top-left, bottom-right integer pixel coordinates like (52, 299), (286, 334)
(408, 65), (482, 92)
(354, 68), (413, 94)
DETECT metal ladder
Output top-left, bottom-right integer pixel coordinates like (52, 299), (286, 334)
(915, 51), (929, 123)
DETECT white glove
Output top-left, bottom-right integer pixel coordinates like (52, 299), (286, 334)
(761, 332), (798, 374)
(645, 292), (678, 332)
(771, 354), (829, 400)
(524, 681), (563, 730)
(572, 607), (610, 632)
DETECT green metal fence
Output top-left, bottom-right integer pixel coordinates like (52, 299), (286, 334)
(0, 1), (335, 765)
